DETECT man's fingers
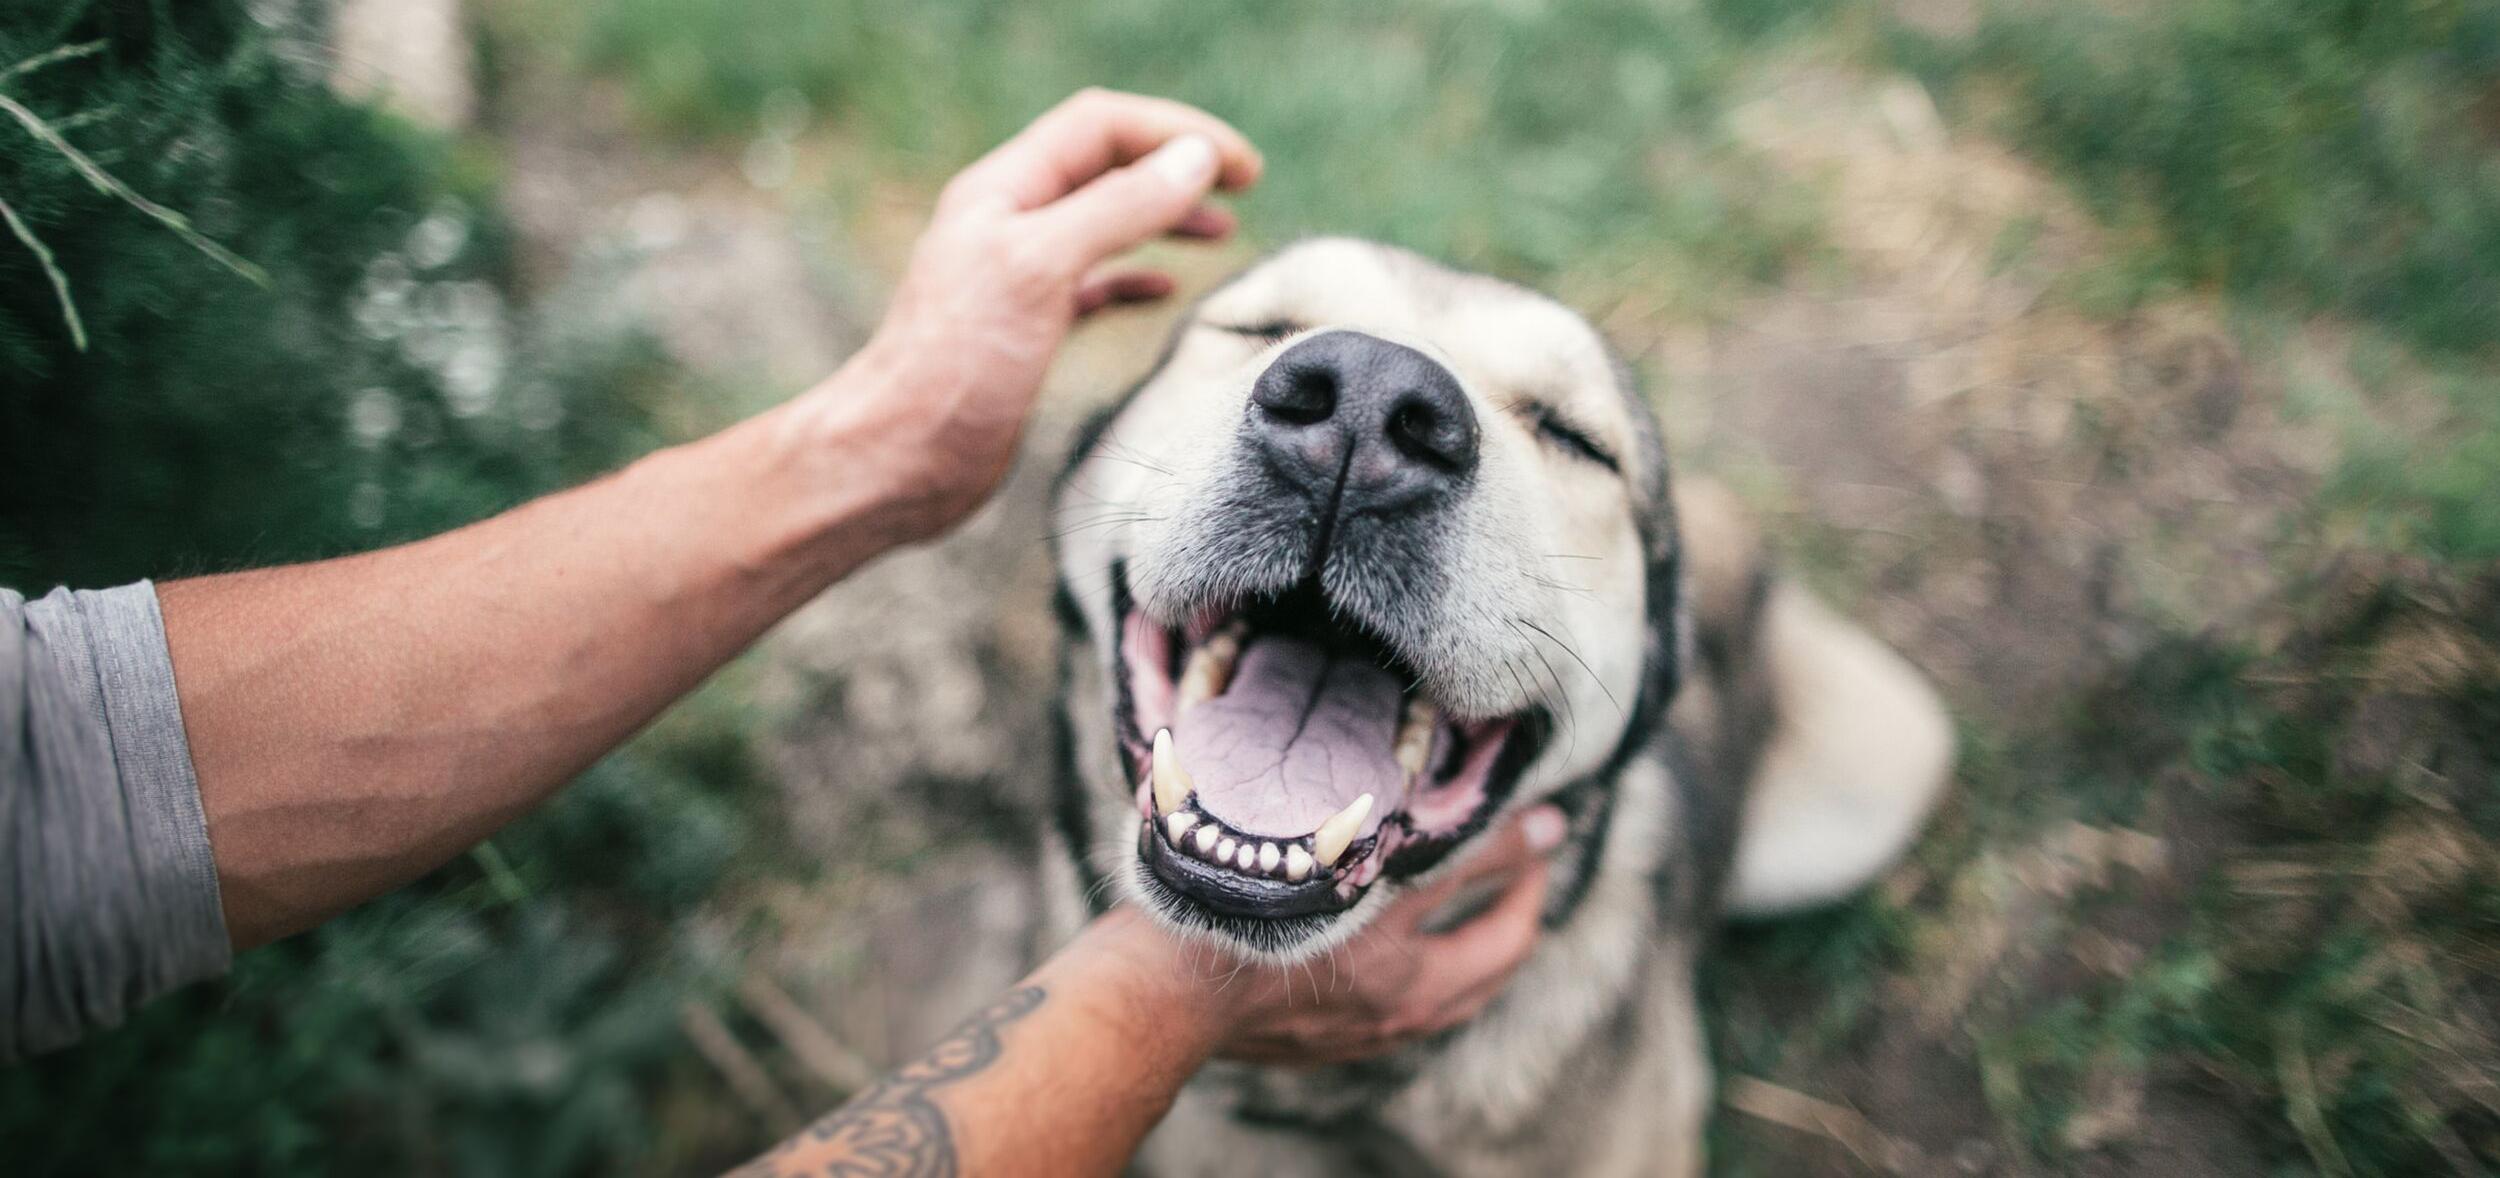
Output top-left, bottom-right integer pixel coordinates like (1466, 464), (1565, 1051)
(971, 88), (1259, 210)
(1404, 857), (1551, 1017)
(1169, 203), (1236, 240)
(1386, 804), (1567, 932)
(1029, 133), (1224, 269)
(1074, 268), (1176, 317)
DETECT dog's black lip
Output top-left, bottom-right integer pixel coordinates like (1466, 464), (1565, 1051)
(1138, 823), (1354, 919)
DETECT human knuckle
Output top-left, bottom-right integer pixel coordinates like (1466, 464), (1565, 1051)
(1000, 238), (1069, 289)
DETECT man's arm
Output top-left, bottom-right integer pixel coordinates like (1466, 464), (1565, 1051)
(738, 810), (1566, 1178)
(160, 91), (1262, 950)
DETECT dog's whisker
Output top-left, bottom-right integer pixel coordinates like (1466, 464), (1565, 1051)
(1099, 435), (1175, 473)
(1529, 573), (1594, 600)
(1517, 617), (1625, 721)
(1513, 638), (1580, 764)
(1039, 513), (1163, 544)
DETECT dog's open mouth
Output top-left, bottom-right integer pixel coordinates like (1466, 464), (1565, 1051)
(1110, 566), (1546, 936)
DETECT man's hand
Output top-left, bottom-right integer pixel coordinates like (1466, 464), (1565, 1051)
(738, 806), (1566, 1177)
(796, 89), (1263, 543)
(1204, 804), (1569, 1065)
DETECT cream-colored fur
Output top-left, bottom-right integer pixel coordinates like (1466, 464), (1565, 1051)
(1723, 585), (1954, 916)
(1047, 240), (1953, 1175)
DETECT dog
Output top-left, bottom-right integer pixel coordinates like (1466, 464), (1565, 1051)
(1043, 238), (1952, 1175)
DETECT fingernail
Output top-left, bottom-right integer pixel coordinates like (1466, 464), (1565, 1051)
(1522, 805), (1567, 852)
(1149, 134), (1218, 187)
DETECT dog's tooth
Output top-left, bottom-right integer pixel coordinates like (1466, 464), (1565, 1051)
(1284, 845), (1314, 882)
(1165, 811), (1197, 844)
(1311, 793), (1374, 869)
(1217, 836), (1238, 866)
(1150, 729), (1193, 816)
(1176, 658), (1218, 708)
(1193, 823), (1220, 856)
(1237, 842), (1259, 870)
(1257, 841), (1281, 874)
(1177, 628), (1243, 708)
(1394, 699), (1440, 780)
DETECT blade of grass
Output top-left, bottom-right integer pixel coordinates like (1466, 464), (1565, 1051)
(0, 40), (105, 86)
(0, 195), (85, 351)
(0, 89), (269, 287)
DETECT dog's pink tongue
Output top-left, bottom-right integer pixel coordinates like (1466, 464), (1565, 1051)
(1172, 636), (1405, 838)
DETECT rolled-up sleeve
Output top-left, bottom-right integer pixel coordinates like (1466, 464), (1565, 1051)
(3, 582), (229, 1062)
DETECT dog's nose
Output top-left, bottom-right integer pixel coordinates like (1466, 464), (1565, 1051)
(1246, 331), (1478, 510)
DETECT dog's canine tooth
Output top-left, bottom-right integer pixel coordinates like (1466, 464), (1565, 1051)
(1311, 793), (1374, 868)
(1284, 844), (1314, 882)
(1394, 698), (1440, 780)
(1257, 842), (1281, 874)
(1165, 811), (1197, 844)
(1194, 823), (1220, 856)
(1151, 728), (1193, 816)
(1176, 627), (1244, 708)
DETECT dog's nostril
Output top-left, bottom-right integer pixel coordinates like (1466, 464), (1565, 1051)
(1255, 364), (1337, 426)
(1386, 397), (1468, 470)
(1246, 330), (1478, 500)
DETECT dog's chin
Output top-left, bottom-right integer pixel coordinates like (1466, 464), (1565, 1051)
(1123, 848), (1369, 960)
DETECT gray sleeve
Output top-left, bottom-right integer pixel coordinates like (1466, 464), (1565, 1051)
(2, 581), (230, 1062)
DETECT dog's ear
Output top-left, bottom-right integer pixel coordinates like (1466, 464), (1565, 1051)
(1717, 581), (1953, 917)
(1668, 479), (1954, 919)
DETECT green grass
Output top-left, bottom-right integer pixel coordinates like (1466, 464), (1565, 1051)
(1893, 0), (2500, 363)
(1887, 0), (2500, 564)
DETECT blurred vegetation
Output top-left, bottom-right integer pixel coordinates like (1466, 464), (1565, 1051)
(1896, 0), (2500, 362)
(1888, 0), (2500, 565)
(0, 5), (674, 587)
(1, 5), (780, 1174)
(527, 0), (1829, 298)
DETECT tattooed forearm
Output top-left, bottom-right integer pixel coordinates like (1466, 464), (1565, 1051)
(735, 986), (1046, 1178)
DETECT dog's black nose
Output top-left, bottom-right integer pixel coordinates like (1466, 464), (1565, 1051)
(1246, 331), (1477, 511)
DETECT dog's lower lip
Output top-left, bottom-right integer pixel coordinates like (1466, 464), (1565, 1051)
(1140, 823), (1353, 918)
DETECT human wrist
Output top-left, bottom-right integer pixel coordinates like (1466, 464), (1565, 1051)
(777, 337), (991, 548)
(1061, 910), (1243, 1054)
(721, 348), (940, 562)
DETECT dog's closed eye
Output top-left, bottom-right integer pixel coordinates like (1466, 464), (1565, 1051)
(1516, 400), (1621, 473)
(1209, 318), (1304, 344)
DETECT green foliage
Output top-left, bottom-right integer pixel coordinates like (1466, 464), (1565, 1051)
(541, 0), (1825, 286)
(0, 8), (777, 1174)
(2332, 373), (2500, 563)
(4, 893), (723, 1175)
(0, 8), (672, 589)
